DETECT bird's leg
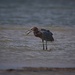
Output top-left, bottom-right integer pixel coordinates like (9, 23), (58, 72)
(42, 40), (44, 50)
(46, 40), (47, 50)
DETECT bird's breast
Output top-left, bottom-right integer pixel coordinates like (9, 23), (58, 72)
(34, 32), (42, 38)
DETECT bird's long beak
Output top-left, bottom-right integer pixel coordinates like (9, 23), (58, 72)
(26, 30), (32, 35)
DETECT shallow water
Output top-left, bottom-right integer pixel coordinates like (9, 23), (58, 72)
(0, 26), (75, 69)
(0, 0), (75, 69)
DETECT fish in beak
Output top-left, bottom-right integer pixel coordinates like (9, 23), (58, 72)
(26, 27), (35, 35)
(26, 30), (32, 35)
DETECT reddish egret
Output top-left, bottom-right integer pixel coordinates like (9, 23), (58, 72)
(26, 27), (54, 50)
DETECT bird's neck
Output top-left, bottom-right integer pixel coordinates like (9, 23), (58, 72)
(34, 31), (39, 35)
(33, 31), (42, 39)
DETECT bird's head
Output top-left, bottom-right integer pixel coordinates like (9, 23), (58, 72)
(26, 27), (38, 35)
(31, 27), (38, 31)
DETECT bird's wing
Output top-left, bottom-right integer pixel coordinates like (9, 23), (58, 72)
(40, 29), (54, 41)
(40, 29), (53, 35)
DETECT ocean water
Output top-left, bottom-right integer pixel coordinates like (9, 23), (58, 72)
(0, 0), (75, 26)
(0, 0), (75, 69)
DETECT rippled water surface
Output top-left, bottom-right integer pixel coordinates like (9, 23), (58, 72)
(0, 0), (75, 26)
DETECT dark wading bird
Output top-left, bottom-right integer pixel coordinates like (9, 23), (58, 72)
(26, 27), (54, 50)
